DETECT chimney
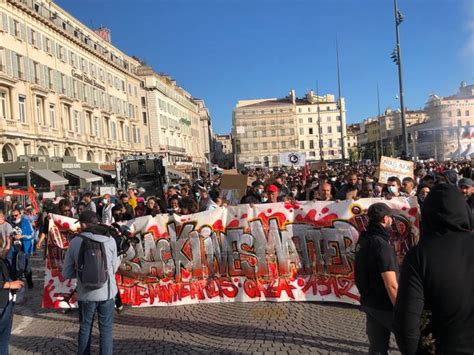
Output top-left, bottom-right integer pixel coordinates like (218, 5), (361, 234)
(94, 27), (111, 43)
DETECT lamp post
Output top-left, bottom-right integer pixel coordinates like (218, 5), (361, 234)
(336, 39), (346, 162)
(391, 0), (409, 157)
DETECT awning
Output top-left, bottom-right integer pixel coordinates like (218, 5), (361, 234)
(167, 167), (188, 179)
(31, 169), (69, 186)
(64, 169), (103, 183)
(91, 168), (116, 179)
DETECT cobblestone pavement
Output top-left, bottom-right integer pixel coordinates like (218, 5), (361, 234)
(9, 256), (400, 354)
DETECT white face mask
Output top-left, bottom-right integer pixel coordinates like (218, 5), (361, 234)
(102, 199), (108, 205)
(261, 197), (268, 203)
(388, 186), (399, 194)
(330, 177), (337, 182)
(291, 190), (298, 196)
(257, 189), (263, 195)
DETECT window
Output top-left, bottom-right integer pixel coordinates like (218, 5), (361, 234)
(448, 111), (452, 117)
(73, 110), (80, 132)
(279, 119), (285, 125)
(309, 140), (314, 149)
(309, 151), (316, 157)
(93, 116), (100, 136)
(272, 142), (277, 149)
(111, 121), (117, 140)
(44, 37), (52, 54)
(62, 104), (71, 130)
(329, 139), (333, 147)
(35, 96), (45, 125)
(16, 54), (24, 79)
(271, 130), (276, 136)
(457, 109), (461, 117)
(81, 58), (87, 73)
(60, 74), (66, 94)
(299, 128), (304, 135)
(466, 110), (470, 117)
(49, 104), (55, 128)
(253, 131), (257, 137)
(58, 45), (65, 61)
(0, 92), (7, 119)
(308, 117), (313, 123)
(327, 116), (331, 122)
(328, 126), (332, 134)
(24, 143), (31, 155)
(298, 108), (302, 113)
(299, 118), (303, 124)
(280, 129), (285, 135)
(33, 62), (40, 84)
(253, 143), (258, 149)
(72, 79), (78, 99)
(18, 95), (26, 123)
(262, 131), (267, 137)
(337, 126), (341, 133)
(458, 119), (462, 127)
(281, 141), (286, 149)
(47, 68), (54, 89)
(29, 28), (38, 46)
(142, 112), (147, 125)
(300, 141), (305, 149)
(263, 142), (268, 149)
(308, 107), (311, 112)
(336, 115), (341, 121)
(70, 52), (77, 67)
(86, 112), (92, 134)
(13, 20), (20, 37)
(309, 128), (313, 135)
(290, 128), (294, 135)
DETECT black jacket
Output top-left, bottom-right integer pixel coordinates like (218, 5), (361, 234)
(355, 222), (398, 311)
(394, 184), (474, 355)
(0, 258), (11, 308)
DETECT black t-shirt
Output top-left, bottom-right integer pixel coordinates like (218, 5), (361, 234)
(356, 223), (399, 311)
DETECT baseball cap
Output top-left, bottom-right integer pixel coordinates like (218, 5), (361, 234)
(458, 178), (474, 188)
(266, 184), (279, 193)
(367, 203), (396, 223)
(77, 210), (99, 224)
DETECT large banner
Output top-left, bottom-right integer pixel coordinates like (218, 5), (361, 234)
(43, 198), (419, 308)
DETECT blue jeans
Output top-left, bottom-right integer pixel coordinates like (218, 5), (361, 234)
(0, 301), (14, 355)
(78, 299), (114, 355)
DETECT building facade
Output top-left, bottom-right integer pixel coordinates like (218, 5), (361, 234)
(232, 90), (347, 168)
(0, 0), (151, 164)
(346, 123), (360, 160)
(137, 66), (210, 169)
(212, 134), (233, 169)
(295, 90), (347, 161)
(408, 82), (474, 160)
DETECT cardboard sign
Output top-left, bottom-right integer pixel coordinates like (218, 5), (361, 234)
(223, 169), (239, 175)
(280, 152), (306, 167)
(100, 186), (116, 196)
(310, 161), (328, 172)
(376, 156), (414, 184)
(220, 173), (248, 204)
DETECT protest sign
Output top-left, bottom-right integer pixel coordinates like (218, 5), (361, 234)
(376, 156), (414, 184)
(310, 161), (328, 172)
(220, 173), (248, 205)
(43, 197), (419, 308)
(280, 152), (306, 167)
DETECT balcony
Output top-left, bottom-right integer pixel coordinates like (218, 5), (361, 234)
(167, 145), (186, 153)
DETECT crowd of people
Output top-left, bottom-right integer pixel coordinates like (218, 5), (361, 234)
(0, 159), (472, 354)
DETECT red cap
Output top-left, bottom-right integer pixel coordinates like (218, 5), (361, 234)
(266, 184), (279, 193)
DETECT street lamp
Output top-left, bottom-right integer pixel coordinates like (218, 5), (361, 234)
(391, 0), (409, 158)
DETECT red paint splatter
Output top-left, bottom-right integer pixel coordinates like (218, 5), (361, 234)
(241, 213), (248, 219)
(212, 219), (224, 232)
(233, 278), (239, 283)
(62, 222), (70, 230)
(258, 212), (287, 229)
(408, 207), (418, 217)
(321, 207), (329, 214)
(297, 278), (305, 287)
(402, 207), (407, 211)
(227, 219), (240, 228)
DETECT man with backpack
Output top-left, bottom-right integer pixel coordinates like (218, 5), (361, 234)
(62, 211), (120, 355)
(355, 203), (399, 355)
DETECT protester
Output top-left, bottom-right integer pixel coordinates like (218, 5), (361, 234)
(119, 194), (134, 219)
(386, 176), (404, 198)
(8, 209), (34, 288)
(0, 248), (24, 354)
(401, 177), (416, 196)
(101, 194), (115, 226)
(266, 185), (279, 203)
(180, 198), (198, 215)
(145, 198), (160, 216)
(355, 203), (399, 355)
(416, 184), (430, 208)
(62, 211), (120, 355)
(241, 181), (264, 204)
(82, 192), (96, 213)
(0, 213), (12, 259)
(394, 183), (474, 355)
(336, 172), (359, 200)
(134, 197), (146, 217)
(315, 182), (333, 201)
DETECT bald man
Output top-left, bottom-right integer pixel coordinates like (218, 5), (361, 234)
(316, 182), (333, 201)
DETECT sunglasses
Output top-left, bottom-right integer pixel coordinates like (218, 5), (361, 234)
(11, 214), (19, 217)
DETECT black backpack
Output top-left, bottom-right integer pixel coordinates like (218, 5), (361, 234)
(77, 235), (108, 289)
(354, 232), (371, 298)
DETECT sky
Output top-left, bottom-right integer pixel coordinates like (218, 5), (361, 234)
(56, 0), (474, 134)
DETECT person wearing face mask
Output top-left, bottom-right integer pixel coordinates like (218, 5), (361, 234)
(101, 194), (115, 226)
(241, 181), (264, 205)
(260, 192), (269, 203)
(168, 197), (181, 215)
(385, 177), (405, 198)
(355, 203), (399, 355)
